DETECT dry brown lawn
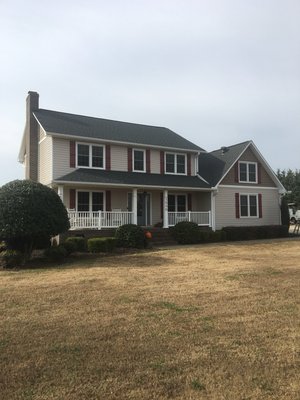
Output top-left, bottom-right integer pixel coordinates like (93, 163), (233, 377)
(1, 239), (300, 400)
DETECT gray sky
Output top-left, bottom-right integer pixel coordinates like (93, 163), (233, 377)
(0, 0), (299, 186)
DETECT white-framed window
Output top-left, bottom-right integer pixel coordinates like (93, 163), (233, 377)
(240, 194), (258, 218)
(239, 161), (257, 183)
(76, 143), (105, 169)
(165, 153), (186, 175)
(133, 149), (146, 172)
(77, 191), (105, 212)
(168, 194), (187, 212)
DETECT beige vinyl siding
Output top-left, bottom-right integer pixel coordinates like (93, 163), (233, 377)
(111, 145), (128, 171)
(39, 126), (46, 142)
(38, 135), (52, 185)
(192, 192), (211, 211)
(215, 187), (281, 230)
(111, 189), (129, 210)
(190, 154), (197, 176)
(52, 137), (75, 179)
(150, 149), (160, 174)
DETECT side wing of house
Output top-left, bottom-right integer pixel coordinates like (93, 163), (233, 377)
(213, 144), (284, 230)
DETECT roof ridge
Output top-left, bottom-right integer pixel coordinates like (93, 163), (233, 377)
(210, 140), (251, 154)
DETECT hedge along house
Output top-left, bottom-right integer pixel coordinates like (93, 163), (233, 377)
(18, 91), (285, 232)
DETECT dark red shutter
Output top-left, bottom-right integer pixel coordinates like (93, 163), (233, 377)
(146, 149), (151, 173)
(187, 154), (191, 176)
(106, 144), (111, 171)
(70, 141), (76, 168)
(235, 163), (239, 183)
(235, 193), (240, 218)
(160, 151), (164, 174)
(128, 148), (132, 172)
(70, 189), (76, 209)
(257, 163), (261, 184)
(106, 191), (111, 212)
(188, 193), (192, 211)
(258, 194), (262, 218)
(160, 192), (163, 219)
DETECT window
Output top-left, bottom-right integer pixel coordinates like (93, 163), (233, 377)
(77, 191), (104, 212)
(239, 162), (257, 183)
(240, 194), (258, 217)
(133, 149), (145, 172)
(165, 153), (186, 174)
(77, 143), (104, 169)
(168, 194), (186, 212)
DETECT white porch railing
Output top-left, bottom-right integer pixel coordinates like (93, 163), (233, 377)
(168, 211), (211, 227)
(68, 210), (133, 230)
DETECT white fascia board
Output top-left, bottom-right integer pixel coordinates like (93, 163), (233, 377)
(52, 180), (212, 192)
(43, 130), (201, 154)
(218, 184), (280, 190)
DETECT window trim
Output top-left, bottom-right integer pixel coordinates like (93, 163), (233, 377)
(132, 148), (146, 173)
(76, 190), (106, 212)
(238, 161), (258, 183)
(76, 142), (105, 170)
(165, 152), (187, 175)
(239, 193), (259, 218)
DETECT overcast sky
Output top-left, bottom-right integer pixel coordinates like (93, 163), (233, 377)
(0, 0), (299, 186)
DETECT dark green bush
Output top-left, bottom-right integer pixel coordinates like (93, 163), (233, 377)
(0, 241), (6, 253)
(87, 237), (116, 253)
(280, 196), (290, 228)
(44, 245), (68, 262)
(61, 240), (77, 255)
(222, 225), (289, 241)
(0, 249), (24, 268)
(115, 224), (145, 248)
(171, 221), (200, 244)
(65, 237), (87, 252)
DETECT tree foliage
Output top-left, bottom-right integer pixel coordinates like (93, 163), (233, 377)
(0, 180), (70, 260)
(276, 169), (300, 206)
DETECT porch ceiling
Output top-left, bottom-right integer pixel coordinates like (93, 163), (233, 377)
(54, 168), (211, 190)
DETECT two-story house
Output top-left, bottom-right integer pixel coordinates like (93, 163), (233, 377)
(18, 91), (285, 232)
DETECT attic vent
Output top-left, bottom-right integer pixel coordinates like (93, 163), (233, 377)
(221, 146), (229, 155)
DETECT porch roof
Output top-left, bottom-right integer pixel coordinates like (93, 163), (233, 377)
(54, 168), (211, 190)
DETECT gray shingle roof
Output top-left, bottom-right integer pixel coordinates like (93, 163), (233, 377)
(34, 109), (203, 151)
(55, 168), (211, 189)
(198, 141), (251, 186)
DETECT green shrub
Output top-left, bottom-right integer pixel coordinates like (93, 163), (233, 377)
(61, 240), (77, 255)
(171, 221), (200, 244)
(87, 237), (116, 253)
(222, 225), (289, 241)
(44, 245), (67, 262)
(115, 224), (145, 248)
(0, 249), (24, 268)
(64, 237), (87, 252)
(0, 241), (6, 253)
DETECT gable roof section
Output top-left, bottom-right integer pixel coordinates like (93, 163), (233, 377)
(198, 140), (285, 191)
(33, 109), (203, 151)
(198, 141), (250, 186)
(54, 168), (211, 190)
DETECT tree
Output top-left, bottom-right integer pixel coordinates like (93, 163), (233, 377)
(276, 169), (300, 206)
(280, 196), (290, 227)
(0, 180), (70, 261)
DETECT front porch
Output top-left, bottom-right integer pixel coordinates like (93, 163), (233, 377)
(67, 210), (212, 230)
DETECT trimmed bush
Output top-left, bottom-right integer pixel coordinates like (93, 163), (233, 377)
(198, 230), (226, 243)
(0, 250), (24, 268)
(222, 225), (289, 241)
(87, 237), (116, 253)
(61, 240), (77, 256)
(44, 245), (68, 262)
(115, 224), (145, 248)
(64, 237), (87, 252)
(0, 241), (6, 253)
(171, 221), (200, 244)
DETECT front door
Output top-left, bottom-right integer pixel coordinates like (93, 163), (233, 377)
(128, 192), (151, 226)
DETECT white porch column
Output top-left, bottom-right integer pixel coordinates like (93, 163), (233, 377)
(132, 188), (138, 225)
(211, 189), (217, 231)
(57, 185), (64, 203)
(163, 189), (168, 228)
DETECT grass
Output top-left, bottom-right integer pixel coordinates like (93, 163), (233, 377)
(1, 238), (300, 399)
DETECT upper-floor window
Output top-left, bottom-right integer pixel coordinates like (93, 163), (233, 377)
(77, 143), (104, 169)
(133, 149), (145, 172)
(239, 162), (257, 183)
(165, 153), (186, 175)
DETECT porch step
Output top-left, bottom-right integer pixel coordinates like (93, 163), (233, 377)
(143, 228), (177, 246)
